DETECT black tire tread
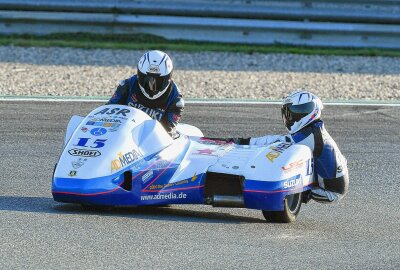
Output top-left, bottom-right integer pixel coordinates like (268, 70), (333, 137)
(262, 193), (302, 223)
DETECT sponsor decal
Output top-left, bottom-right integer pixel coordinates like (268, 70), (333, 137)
(283, 175), (303, 189)
(90, 127), (107, 136)
(75, 138), (107, 148)
(131, 94), (138, 102)
(81, 127), (89, 133)
(191, 173), (198, 182)
(193, 144), (233, 158)
(149, 179), (189, 190)
(92, 118), (122, 123)
(193, 144), (234, 157)
(72, 158), (88, 169)
(131, 159), (146, 171)
(266, 142), (292, 162)
(89, 122), (121, 131)
(112, 115), (128, 120)
(282, 159), (305, 173)
(140, 192), (187, 201)
(68, 170), (77, 177)
(94, 108), (131, 117)
(142, 170), (154, 184)
(152, 159), (170, 169)
(111, 149), (141, 172)
(102, 123), (113, 127)
(148, 64), (160, 73)
(127, 102), (164, 121)
(68, 148), (101, 157)
(195, 148), (216, 155)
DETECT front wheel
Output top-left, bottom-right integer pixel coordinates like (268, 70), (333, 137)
(262, 193), (302, 223)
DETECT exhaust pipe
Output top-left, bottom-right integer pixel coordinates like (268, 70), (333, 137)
(206, 195), (245, 208)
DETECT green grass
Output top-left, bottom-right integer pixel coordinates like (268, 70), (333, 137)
(1, 33), (400, 57)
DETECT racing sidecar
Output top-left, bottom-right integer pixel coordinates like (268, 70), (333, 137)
(52, 105), (315, 222)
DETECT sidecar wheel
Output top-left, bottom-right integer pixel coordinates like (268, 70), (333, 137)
(262, 193), (302, 223)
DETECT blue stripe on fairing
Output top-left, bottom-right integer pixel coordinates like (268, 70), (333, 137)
(53, 139), (206, 206)
(140, 139), (191, 190)
(52, 149), (165, 195)
(52, 138), (191, 196)
(244, 174), (308, 191)
(244, 177), (314, 211)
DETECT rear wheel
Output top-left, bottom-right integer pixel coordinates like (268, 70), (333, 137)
(262, 193), (302, 223)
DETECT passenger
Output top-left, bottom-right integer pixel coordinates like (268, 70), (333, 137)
(231, 90), (349, 203)
(107, 50), (184, 137)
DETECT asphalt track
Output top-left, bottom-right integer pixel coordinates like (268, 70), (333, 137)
(0, 101), (399, 270)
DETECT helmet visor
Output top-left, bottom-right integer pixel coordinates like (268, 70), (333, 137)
(138, 70), (171, 97)
(282, 102), (315, 129)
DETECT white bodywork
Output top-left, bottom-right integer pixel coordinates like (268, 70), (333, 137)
(56, 105), (313, 187)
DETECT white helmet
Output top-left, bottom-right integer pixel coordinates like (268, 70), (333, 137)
(281, 90), (324, 134)
(137, 50), (173, 100)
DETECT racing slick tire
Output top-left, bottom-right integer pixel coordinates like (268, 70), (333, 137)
(262, 193), (302, 223)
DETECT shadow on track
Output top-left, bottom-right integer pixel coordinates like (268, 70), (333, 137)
(0, 195), (265, 224)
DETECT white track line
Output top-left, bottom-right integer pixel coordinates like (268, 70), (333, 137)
(1, 96), (400, 106)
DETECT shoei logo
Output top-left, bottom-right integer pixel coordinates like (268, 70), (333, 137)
(68, 148), (101, 158)
(148, 64), (160, 73)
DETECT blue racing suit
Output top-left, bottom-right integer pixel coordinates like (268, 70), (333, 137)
(241, 120), (349, 203)
(107, 75), (184, 135)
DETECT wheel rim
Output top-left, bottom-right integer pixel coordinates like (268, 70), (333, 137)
(286, 193), (301, 214)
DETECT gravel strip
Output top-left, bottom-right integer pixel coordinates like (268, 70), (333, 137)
(0, 46), (399, 100)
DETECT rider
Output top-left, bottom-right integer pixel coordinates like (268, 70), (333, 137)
(107, 50), (184, 136)
(233, 90), (349, 203)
